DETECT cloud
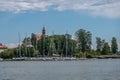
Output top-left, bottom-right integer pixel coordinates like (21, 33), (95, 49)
(5, 42), (22, 49)
(5, 43), (18, 48)
(0, 0), (120, 18)
(0, 0), (52, 13)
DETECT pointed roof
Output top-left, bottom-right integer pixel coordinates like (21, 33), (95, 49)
(42, 26), (46, 35)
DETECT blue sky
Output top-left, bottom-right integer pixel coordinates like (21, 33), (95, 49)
(0, 0), (120, 50)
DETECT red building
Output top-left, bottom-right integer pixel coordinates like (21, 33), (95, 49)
(35, 27), (46, 40)
(35, 34), (41, 40)
(0, 43), (7, 53)
(0, 43), (7, 49)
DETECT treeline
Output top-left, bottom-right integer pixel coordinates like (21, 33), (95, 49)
(0, 29), (119, 59)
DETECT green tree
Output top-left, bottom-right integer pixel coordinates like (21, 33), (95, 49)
(31, 33), (37, 49)
(111, 37), (118, 54)
(23, 37), (31, 46)
(0, 49), (14, 59)
(96, 37), (105, 54)
(37, 35), (49, 56)
(37, 34), (77, 57)
(20, 37), (35, 57)
(53, 34), (77, 57)
(96, 37), (102, 52)
(102, 42), (110, 55)
(75, 29), (92, 57)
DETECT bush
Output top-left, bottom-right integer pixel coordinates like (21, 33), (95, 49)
(0, 50), (13, 59)
(86, 53), (93, 58)
(74, 52), (83, 58)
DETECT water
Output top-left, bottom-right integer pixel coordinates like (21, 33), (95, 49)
(0, 59), (120, 80)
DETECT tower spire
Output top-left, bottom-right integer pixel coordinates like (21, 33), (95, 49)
(42, 26), (46, 35)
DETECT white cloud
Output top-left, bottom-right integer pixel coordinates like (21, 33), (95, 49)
(0, 0), (52, 13)
(0, 0), (120, 18)
(90, 1), (120, 18)
(5, 42), (22, 49)
(5, 43), (18, 48)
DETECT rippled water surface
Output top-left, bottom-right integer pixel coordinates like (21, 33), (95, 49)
(0, 59), (120, 80)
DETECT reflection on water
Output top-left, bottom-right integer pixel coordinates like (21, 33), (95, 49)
(0, 59), (120, 80)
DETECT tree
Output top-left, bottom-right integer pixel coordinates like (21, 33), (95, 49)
(111, 37), (118, 54)
(23, 37), (31, 46)
(102, 42), (110, 55)
(37, 35), (49, 56)
(31, 33), (37, 49)
(0, 49), (14, 59)
(75, 29), (92, 55)
(96, 37), (105, 54)
(37, 34), (77, 57)
(96, 37), (102, 52)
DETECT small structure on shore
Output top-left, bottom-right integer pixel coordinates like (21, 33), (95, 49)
(0, 43), (7, 53)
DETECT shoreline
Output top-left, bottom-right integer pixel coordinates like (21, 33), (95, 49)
(0, 56), (120, 61)
(0, 57), (82, 61)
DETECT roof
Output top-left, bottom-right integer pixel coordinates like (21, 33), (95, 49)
(35, 34), (41, 40)
(0, 44), (7, 49)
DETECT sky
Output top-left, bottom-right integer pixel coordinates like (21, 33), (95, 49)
(0, 0), (120, 50)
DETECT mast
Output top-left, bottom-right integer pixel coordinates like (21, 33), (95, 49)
(43, 35), (45, 57)
(25, 33), (28, 57)
(49, 31), (55, 57)
(65, 32), (68, 57)
(58, 39), (60, 57)
(71, 41), (73, 57)
(35, 34), (38, 57)
(42, 26), (46, 57)
(18, 32), (21, 57)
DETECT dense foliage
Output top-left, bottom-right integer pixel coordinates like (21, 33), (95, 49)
(0, 29), (119, 59)
(37, 34), (77, 57)
(111, 37), (118, 54)
(0, 49), (13, 59)
(75, 29), (92, 53)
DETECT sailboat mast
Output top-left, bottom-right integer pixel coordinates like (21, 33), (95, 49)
(18, 32), (21, 57)
(43, 35), (45, 57)
(42, 26), (46, 57)
(66, 32), (68, 57)
(25, 33), (28, 57)
(49, 31), (55, 57)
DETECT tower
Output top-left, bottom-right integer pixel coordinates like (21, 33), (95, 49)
(42, 26), (46, 56)
(42, 26), (46, 35)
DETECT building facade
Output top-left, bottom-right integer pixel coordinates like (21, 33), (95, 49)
(35, 27), (46, 40)
(0, 43), (7, 53)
